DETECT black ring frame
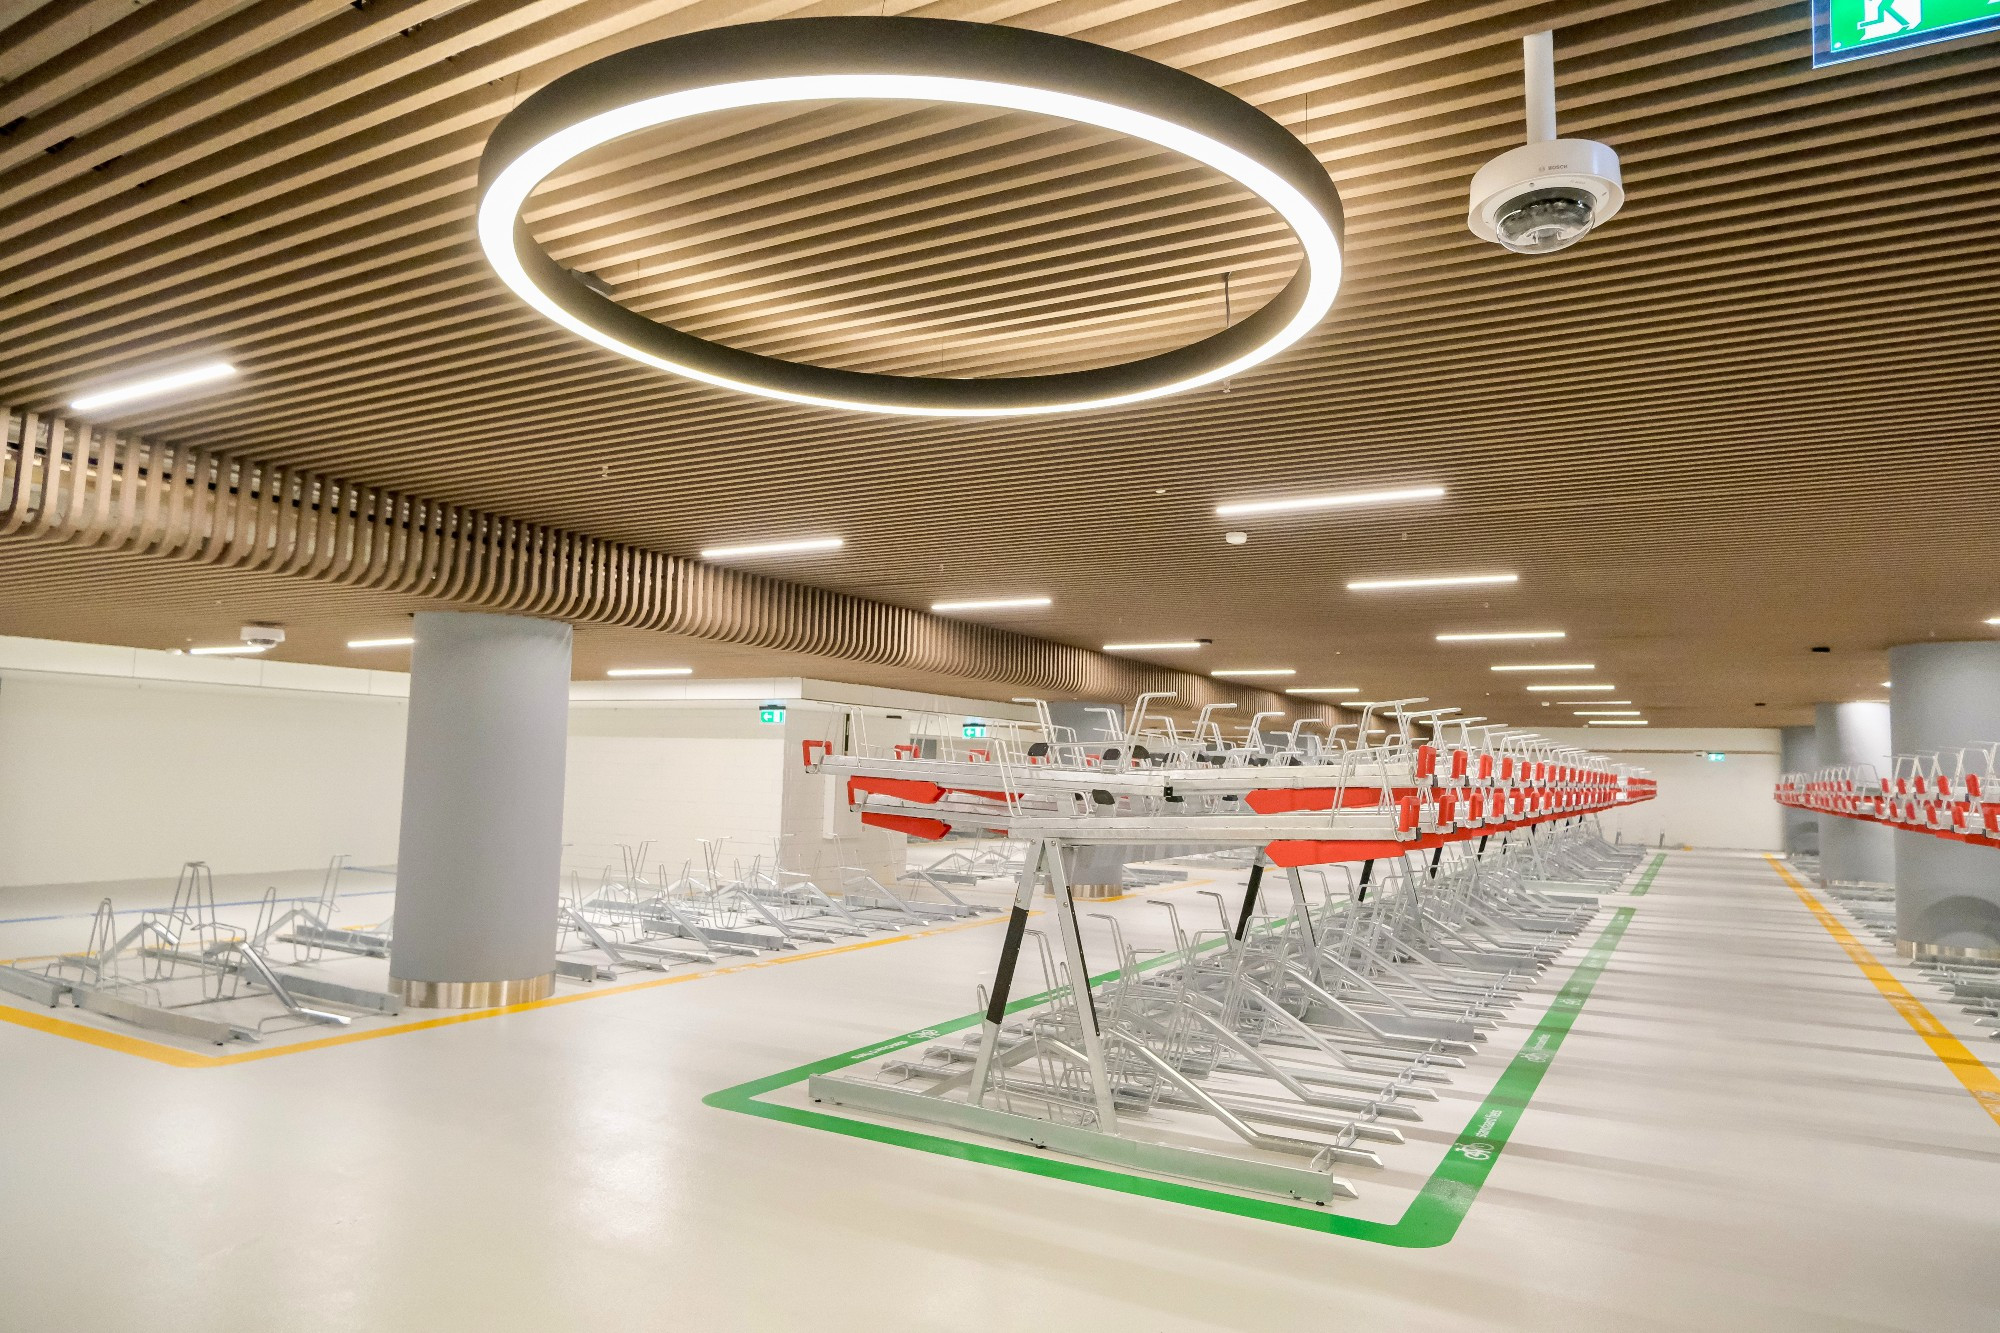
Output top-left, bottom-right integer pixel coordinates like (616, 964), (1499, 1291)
(478, 17), (1344, 414)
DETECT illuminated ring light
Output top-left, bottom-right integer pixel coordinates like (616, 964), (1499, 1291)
(476, 17), (1343, 418)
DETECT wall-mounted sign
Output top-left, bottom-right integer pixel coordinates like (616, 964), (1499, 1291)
(962, 722), (988, 739)
(758, 705), (786, 725)
(1814, 0), (2000, 66)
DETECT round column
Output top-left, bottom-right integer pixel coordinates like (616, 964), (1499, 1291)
(1061, 845), (1128, 900)
(1815, 701), (1893, 887)
(389, 612), (572, 1007)
(1779, 725), (1820, 857)
(1888, 641), (2000, 959)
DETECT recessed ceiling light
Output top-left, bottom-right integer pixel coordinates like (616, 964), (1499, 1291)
(1103, 641), (1203, 652)
(1490, 663), (1594, 672)
(1573, 710), (1641, 716)
(1987, 617), (2000, 626)
(70, 360), (237, 413)
(1347, 573), (1518, 591)
(1212, 668), (1295, 677)
(184, 643), (271, 657)
(1587, 720), (1648, 726)
(1554, 699), (1629, 704)
(700, 537), (843, 560)
(1882, 680), (1892, 688)
(348, 637), (415, 649)
(1214, 485), (1443, 518)
(932, 597), (1052, 613)
(1285, 686), (1361, 694)
(1436, 630), (1564, 642)
(1528, 683), (1615, 692)
(607, 667), (694, 678)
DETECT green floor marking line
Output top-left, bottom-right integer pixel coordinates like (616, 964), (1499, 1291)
(1628, 853), (1667, 896)
(705, 905), (1637, 1247)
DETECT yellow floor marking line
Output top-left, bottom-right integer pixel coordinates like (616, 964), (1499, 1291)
(0, 911), (1013, 1070)
(1767, 854), (2000, 1128)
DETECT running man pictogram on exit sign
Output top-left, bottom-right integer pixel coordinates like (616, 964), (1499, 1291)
(1814, 0), (2000, 66)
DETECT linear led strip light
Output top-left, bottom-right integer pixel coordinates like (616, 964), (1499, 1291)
(71, 360), (236, 413)
(475, 17), (1342, 418)
(1215, 486), (1442, 518)
(1436, 630), (1563, 642)
(1347, 573), (1517, 591)
(932, 596), (1051, 614)
(700, 536), (842, 560)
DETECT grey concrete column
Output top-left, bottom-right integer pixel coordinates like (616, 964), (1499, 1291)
(1888, 641), (2000, 959)
(389, 612), (572, 1007)
(1779, 725), (1820, 857)
(1049, 702), (1129, 898)
(1815, 701), (1893, 887)
(1062, 845), (1128, 900)
(1047, 701), (1124, 745)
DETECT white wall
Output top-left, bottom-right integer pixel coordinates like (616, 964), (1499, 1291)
(0, 669), (408, 887)
(1535, 726), (1783, 851)
(0, 635), (1023, 892)
(561, 705), (789, 884)
(782, 703), (907, 889)
(0, 635), (1790, 880)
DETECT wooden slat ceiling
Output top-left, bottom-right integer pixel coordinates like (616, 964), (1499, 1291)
(3, 0), (1997, 727)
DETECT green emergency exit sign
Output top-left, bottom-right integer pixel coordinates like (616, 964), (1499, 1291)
(962, 721), (988, 739)
(758, 705), (786, 724)
(1815, 0), (2000, 65)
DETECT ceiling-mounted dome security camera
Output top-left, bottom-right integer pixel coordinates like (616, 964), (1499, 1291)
(1468, 31), (1623, 255)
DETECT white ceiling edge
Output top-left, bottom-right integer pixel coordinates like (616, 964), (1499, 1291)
(0, 634), (1039, 720)
(571, 675), (1038, 721)
(0, 633), (412, 698)
(1531, 725), (1784, 754)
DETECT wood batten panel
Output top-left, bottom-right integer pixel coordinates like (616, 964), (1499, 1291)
(2, 0), (1997, 723)
(0, 406), (1321, 719)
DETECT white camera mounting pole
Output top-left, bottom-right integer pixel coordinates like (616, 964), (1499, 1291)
(1468, 30), (1624, 254)
(1523, 30), (1557, 143)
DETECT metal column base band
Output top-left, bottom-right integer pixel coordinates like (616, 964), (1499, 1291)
(1897, 940), (2000, 962)
(389, 973), (556, 1008)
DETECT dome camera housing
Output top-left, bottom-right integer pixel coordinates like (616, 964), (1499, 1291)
(1468, 32), (1624, 256)
(1468, 139), (1624, 254)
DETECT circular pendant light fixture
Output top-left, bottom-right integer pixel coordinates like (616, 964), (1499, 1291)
(475, 17), (1343, 418)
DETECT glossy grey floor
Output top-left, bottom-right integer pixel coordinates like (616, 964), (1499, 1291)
(3, 850), (1998, 1332)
